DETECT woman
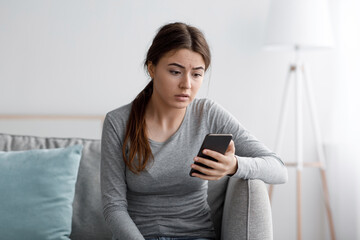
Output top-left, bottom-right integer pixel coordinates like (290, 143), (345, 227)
(101, 22), (287, 240)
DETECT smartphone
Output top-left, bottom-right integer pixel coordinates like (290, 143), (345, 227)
(189, 133), (233, 176)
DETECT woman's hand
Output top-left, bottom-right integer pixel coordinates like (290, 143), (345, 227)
(191, 140), (238, 180)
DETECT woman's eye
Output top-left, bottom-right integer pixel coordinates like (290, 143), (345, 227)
(170, 70), (181, 75)
(193, 73), (203, 78)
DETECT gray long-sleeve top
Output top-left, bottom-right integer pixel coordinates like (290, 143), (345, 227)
(101, 98), (288, 240)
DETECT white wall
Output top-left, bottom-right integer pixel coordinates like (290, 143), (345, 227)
(326, 0), (360, 239)
(0, 0), (356, 239)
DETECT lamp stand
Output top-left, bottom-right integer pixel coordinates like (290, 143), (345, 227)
(268, 57), (336, 240)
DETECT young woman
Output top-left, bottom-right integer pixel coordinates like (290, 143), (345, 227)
(101, 22), (288, 240)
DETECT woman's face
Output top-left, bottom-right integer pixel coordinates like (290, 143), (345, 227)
(148, 48), (205, 110)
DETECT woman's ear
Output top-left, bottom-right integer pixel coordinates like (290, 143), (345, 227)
(147, 62), (155, 79)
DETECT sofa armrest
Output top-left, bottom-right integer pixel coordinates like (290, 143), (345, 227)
(221, 178), (273, 240)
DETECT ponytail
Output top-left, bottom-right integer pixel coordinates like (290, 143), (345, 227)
(122, 81), (154, 173)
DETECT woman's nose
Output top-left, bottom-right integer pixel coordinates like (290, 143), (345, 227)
(180, 74), (191, 89)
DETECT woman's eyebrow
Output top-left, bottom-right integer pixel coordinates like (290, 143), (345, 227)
(168, 63), (205, 70)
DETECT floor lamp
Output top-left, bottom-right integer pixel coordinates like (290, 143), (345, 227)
(264, 0), (336, 239)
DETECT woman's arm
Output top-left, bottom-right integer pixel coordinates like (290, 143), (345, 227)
(193, 100), (288, 184)
(230, 120), (288, 184)
(101, 115), (145, 240)
(191, 138), (288, 184)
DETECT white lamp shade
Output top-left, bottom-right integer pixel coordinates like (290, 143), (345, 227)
(264, 0), (334, 50)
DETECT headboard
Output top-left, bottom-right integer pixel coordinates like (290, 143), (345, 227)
(0, 114), (105, 139)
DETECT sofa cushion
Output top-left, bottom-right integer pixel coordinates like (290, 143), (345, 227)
(0, 133), (112, 240)
(0, 145), (82, 240)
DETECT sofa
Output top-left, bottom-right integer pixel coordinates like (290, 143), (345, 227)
(0, 133), (273, 240)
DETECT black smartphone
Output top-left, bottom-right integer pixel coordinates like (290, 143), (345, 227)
(189, 133), (233, 176)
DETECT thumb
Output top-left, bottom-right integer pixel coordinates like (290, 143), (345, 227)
(225, 140), (235, 155)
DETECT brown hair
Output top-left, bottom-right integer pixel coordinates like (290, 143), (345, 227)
(122, 22), (211, 173)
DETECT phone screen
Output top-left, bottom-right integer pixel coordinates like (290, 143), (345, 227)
(189, 133), (232, 176)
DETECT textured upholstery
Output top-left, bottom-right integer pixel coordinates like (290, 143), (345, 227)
(0, 133), (273, 240)
(0, 133), (111, 240)
(221, 178), (273, 240)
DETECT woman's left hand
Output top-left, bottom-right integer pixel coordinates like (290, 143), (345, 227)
(191, 140), (238, 180)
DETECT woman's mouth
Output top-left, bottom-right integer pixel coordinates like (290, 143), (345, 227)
(175, 94), (190, 101)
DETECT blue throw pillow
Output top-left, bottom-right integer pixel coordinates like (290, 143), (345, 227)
(0, 145), (83, 240)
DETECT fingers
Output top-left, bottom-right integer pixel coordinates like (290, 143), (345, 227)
(201, 149), (225, 163)
(193, 156), (219, 169)
(191, 158), (226, 179)
(201, 140), (235, 163)
(191, 172), (223, 181)
(191, 140), (237, 180)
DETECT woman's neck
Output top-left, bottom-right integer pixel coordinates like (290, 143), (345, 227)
(145, 96), (187, 143)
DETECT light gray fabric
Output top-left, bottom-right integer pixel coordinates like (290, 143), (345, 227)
(248, 180), (273, 240)
(221, 178), (273, 240)
(1, 127), (277, 240)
